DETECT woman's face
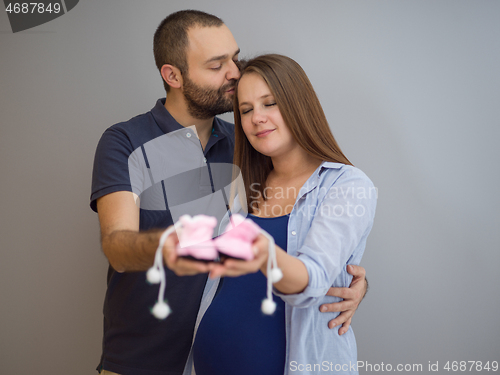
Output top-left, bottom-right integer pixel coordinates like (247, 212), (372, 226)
(237, 73), (297, 158)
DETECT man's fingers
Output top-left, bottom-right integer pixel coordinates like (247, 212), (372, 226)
(339, 317), (352, 335)
(167, 248), (178, 265)
(321, 266), (366, 333)
(163, 231), (179, 264)
(325, 286), (354, 299)
(166, 257), (212, 276)
(347, 264), (365, 278)
(173, 263), (210, 276)
(320, 300), (355, 313)
(338, 317), (352, 335)
(328, 312), (353, 330)
(161, 231), (213, 275)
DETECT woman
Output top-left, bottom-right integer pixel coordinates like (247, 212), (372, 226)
(192, 54), (376, 375)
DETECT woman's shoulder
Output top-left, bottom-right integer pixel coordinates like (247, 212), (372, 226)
(317, 163), (377, 213)
(319, 162), (374, 187)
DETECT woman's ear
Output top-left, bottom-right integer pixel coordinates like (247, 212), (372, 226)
(160, 64), (182, 90)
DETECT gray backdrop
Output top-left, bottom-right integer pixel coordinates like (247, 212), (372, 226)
(1, 1), (499, 374)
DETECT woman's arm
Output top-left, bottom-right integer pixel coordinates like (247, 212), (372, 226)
(252, 236), (309, 294)
(275, 167), (376, 307)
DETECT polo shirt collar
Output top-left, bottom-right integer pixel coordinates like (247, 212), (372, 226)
(150, 98), (185, 134)
(151, 98), (228, 143)
(211, 117), (228, 140)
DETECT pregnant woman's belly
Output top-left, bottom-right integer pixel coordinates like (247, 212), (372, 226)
(193, 214), (289, 375)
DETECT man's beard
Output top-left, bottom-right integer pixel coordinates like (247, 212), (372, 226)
(183, 75), (236, 119)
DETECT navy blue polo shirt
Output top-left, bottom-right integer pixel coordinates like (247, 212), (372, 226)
(90, 98), (235, 375)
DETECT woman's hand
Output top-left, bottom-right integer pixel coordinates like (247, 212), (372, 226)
(209, 234), (269, 278)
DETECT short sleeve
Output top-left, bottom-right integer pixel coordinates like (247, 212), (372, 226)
(90, 127), (135, 212)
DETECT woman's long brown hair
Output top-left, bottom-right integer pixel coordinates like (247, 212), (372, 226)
(233, 54), (352, 213)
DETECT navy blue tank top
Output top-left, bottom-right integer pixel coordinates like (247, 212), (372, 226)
(193, 214), (289, 375)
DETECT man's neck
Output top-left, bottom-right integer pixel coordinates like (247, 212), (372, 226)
(164, 95), (213, 150)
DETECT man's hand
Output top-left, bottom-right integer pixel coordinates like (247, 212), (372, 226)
(163, 229), (214, 276)
(319, 265), (367, 334)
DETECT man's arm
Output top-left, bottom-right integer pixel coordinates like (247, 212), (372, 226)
(98, 191), (157, 272)
(97, 191), (212, 275)
(320, 264), (368, 334)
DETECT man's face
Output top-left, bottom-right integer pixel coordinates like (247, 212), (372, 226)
(183, 25), (240, 119)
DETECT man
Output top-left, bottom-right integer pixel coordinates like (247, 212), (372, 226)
(91, 10), (368, 375)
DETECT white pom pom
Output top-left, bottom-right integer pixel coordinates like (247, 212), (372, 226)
(269, 268), (283, 283)
(261, 298), (276, 315)
(146, 268), (161, 284)
(152, 301), (171, 319)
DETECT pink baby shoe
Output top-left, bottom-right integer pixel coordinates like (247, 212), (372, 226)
(175, 215), (218, 261)
(147, 214), (283, 318)
(214, 214), (261, 260)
